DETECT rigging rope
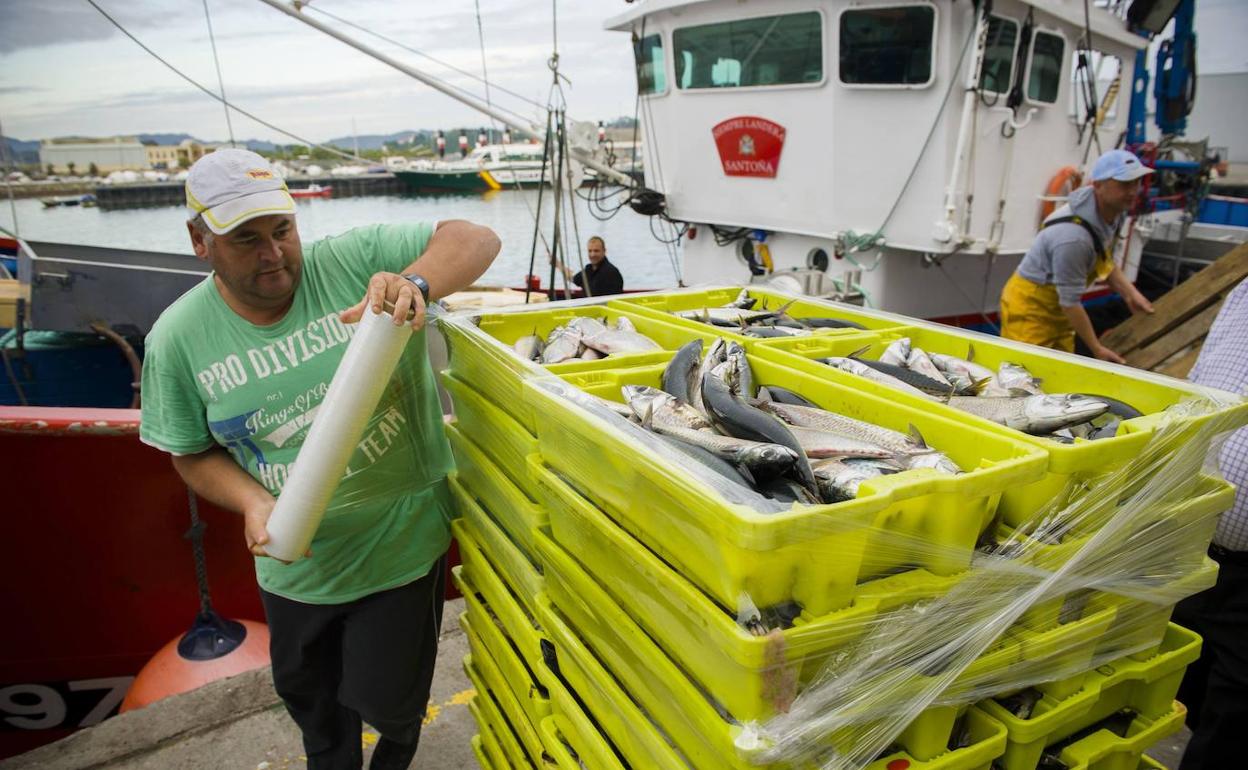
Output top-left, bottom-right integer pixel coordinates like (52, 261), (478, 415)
(302, 2), (546, 115)
(85, 0), (370, 164)
(201, 0), (236, 148)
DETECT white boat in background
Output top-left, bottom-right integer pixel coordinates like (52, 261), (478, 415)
(605, 0), (1166, 322)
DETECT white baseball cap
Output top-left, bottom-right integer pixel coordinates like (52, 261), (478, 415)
(1091, 149), (1154, 183)
(185, 148), (295, 234)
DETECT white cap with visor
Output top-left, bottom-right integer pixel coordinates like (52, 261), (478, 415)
(186, 148), (296, 235)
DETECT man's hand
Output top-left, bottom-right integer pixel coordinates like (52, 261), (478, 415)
(340, 272), (427, 330)
(244, 498), (276, 558)
(1126, 289), (1154, 316)
(1092, 344), (1126, 365)
(244, 498), (311, 562)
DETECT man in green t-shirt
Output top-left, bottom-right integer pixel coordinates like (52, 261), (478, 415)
(140, 149), (500, 769)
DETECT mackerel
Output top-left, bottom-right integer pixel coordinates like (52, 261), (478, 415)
(581, 328), (662, 355)
(622, 385), (711, 431)
(786, 425), (898, 459)
(998, 362), (1044, 395)
(879, 338), (912, 367)
(947, 394), (1110, 434)
(821, 357), (938, 400)
(689, 338), (727, 418)
(812, 458), (893, 502)
(513, 333), (542, 362)
(702, 359), (817, 493)
(756, 386), (818, 408)
(907, 348), (952, 387)
(661, 339), (704, 404)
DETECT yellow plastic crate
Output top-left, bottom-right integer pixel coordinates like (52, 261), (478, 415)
(462, 599), (552, 730)
(469, 696), (530, 770)
(537, 523), (1118, 762)
(470, 734), (499, 770)
(441, 302), (721, 432)
(464, 638), (546, 768)
(465, 654), (541, 769)
(979, 624), (1200, 770)
(526, 354), (1048, 615)
(442, 371), (542, 499)
(448, 423), (547, 565)
(530, 454), (961, 721)
(535, 602), (696, 769)
(451, 475), (545, 620)
(539, 714), (626, 770)
(610, 286), (910, 345)
(1055, 701), (1186, 770)
(752, 330), (1248, 527)
(453, 524), (546, 671)
(538, 587), (1008, 770)
(539, 666), (628, 770)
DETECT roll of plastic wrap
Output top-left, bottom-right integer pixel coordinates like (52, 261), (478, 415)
(264, 308), (413, 562)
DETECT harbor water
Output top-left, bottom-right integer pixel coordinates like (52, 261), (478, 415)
(0, 189), (684, 290)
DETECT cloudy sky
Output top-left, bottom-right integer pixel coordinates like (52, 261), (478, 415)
(2, 1), (1245, 146)
(0, 0), (640, 144)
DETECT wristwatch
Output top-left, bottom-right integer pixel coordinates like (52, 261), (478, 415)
(402, 273), (431, 304)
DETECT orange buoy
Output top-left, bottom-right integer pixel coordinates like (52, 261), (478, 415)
(121, 613), (270, 712)
(1039, 166), (1084, 227)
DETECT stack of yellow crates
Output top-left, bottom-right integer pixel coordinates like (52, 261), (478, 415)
(440, 287), (1245, 770)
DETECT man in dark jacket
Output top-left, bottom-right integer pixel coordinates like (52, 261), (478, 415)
(554, 236), (624, 296)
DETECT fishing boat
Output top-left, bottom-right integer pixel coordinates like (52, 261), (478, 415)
(288, 182), (333, 199)
(39, 193), (97, 208)
(394, 143), (551, 193)
(2, 0), (1244, 759)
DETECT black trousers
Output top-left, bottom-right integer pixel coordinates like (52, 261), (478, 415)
(261, 558), (446, 770)
(1174, 547), (1248, 770)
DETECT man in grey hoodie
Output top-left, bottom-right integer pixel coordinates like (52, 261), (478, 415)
(1000, 149), (1155, 362)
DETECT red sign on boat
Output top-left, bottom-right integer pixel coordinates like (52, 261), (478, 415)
(712, 116), (786, 178)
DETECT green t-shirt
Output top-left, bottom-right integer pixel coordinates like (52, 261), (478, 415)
(140, 222), (455, 604)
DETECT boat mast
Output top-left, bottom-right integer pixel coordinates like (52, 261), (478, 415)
(255, 0), (635, 187)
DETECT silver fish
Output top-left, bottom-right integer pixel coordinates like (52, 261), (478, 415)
(901, 451), (962, 475)
(929, 348), (996, 384)
(513, 333), (542, 362)
(947, 394), (1110, 434)
(812, 458), (892, 502)
(567, 316), (609, 337)
(907, 348), (952, 387)
(786, 425), (898, 459)
(652, 423), (799, 476)
(880, 337), (912, 367)
(759, 401), (924, 457)
(689, 338), (727, 418)
(541, 326), (582, 364)
(654, 432), (757, 489)
(676, 301), (794, 327)
(998, 362), (1044, 395)
(821, 357), (937, 400)
(589, 394), (637, 421)
(582, 328), (662, 356)
(622, 385), (712, 431)
(725, 342), (754, 400)
(728, 288), (757, 310)
(614, 316), (637, 333)
(579, 347), (604, 361)
(661, 339), (704, 404)
(703, 358), (817, 494)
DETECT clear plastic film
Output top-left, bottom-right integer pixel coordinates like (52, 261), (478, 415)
(433, 291), (1248, 770)
(241, 305), (453, 562)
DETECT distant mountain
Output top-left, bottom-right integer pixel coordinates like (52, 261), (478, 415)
(323, 130), (428, 152)
(136, 133), (197, 146)
(1, 137), (40, 165)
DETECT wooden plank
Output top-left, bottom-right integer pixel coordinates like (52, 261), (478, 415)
(1154, 341), (1204, 379)
(1125, 300), (1223, 370)
(1102, 242), (1248, 353)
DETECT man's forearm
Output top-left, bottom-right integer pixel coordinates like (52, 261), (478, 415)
(1061, 303), (1102, 351)
(404, 220), (501, 301)
(1105, 264), (1131, 296)
(171, 447), (273, 516)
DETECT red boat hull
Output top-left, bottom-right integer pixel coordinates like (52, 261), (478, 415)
(0, 407), (458, 758)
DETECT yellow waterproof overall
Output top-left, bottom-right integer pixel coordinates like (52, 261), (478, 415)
(1000, 232), (1114, 352)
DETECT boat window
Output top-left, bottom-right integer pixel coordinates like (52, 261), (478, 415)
(979, 15), (1019, 94)
(1070, 51), (1122, 123)
(634, 33), (667, 95)
(839, 5), (935, 86)
(673, 12), (823, 89)
(1027, 31), (1065, 104)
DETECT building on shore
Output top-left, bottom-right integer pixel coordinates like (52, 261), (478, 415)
(144, 139), (213, 170)
(39, 137), (148, 174)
